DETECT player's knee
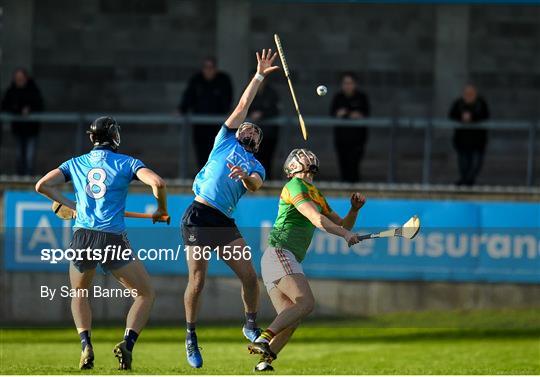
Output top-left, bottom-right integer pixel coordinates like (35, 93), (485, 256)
(130, 283), (155, 305)
(189, 272), (206, 294)
(304, 298), (315, 316)
(296, 295), (315, 316)
(144, 285), (156, 303)
(190, 281), (205, 296)
(34, 180), (43, 193)
(71, 281), (91, 293)
(241, 269), (258, 288)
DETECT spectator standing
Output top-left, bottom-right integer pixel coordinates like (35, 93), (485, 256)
(179, 57), (233, 168)
(248, 79), (280, 179)
(1, 68), (44, 175)
(449, 84), (490, 186)
(330, 73), (370, 183)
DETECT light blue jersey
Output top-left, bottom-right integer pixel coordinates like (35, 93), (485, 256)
(193, 124), (265, 217)
(58, 146), (145, 234)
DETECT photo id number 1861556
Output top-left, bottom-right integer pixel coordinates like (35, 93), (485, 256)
(185, 245), (252, 261)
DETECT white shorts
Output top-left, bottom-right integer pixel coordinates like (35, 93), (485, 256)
(261, 246), (304, 292)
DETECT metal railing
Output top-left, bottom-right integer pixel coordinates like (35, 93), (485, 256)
(1, 112), (538, 186)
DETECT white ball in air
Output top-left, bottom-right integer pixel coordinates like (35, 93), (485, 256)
(316, 85), (327, 96)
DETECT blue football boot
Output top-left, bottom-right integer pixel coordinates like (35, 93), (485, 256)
(242, 326), (262, 342)
(185, 332), (203, 368)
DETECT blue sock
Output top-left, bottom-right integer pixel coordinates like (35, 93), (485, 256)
(79, 330), (92, 351)
(245, 312), (258, 330)
(123, 329), (139, 352)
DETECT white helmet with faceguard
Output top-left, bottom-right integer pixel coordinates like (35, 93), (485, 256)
(283, 148), (320, 178)
(236, 122), (263, 153)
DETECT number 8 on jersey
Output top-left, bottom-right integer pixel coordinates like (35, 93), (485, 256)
(86, 168), (107, 199)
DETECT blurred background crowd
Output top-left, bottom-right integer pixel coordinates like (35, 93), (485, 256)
(0, 0), (538, 186)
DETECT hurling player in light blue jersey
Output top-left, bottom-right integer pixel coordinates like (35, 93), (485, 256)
(180, 49), (280, 368)
(35, 116), (168, 371)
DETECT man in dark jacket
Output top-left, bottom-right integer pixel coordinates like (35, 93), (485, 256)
(248, 79), (280, 179)
(179, 57), (233, 168)
(330, 73), (370, 183)
(449, 84), (490, 186)
(1, 68), (44, 175)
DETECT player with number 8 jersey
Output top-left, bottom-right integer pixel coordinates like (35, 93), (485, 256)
(59, 146), (145, 233)
(35, 116), (168, 371)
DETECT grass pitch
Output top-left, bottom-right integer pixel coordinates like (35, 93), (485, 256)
(1, 309), (539, 375)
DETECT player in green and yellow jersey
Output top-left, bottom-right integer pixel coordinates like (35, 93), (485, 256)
(248, 148), (366, 372)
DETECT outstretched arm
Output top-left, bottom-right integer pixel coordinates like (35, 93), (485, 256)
(35, 169), (76, 210)
(295, 201), (359, 247)
(136, 168), (168, 222)
(225, 49), (279, 129)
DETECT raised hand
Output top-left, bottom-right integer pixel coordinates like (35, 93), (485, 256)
(256, 49), (279, 77)
(350, 193), (366, 210)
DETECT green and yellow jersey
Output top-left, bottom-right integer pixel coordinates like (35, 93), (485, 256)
(268, 177), (332, 262)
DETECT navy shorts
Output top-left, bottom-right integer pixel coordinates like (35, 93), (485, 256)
(181, 201), (242, 250)
(69, 228), (133, 273)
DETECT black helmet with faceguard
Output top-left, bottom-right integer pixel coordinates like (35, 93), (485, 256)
(87, 116), (121, 150)
(236, 122), (263, 153)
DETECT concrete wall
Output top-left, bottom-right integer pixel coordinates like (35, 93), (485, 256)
(0, 0), (34, 92)
(469, 6), (540, 120)
(29, 0), (216, 112)
(11, 1), (536, 118)
(1, 271), (539, 324)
